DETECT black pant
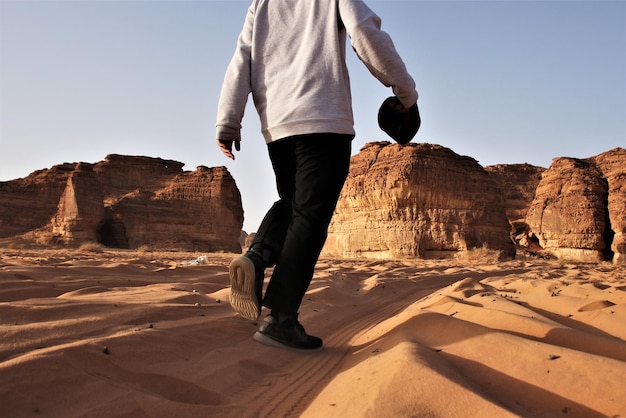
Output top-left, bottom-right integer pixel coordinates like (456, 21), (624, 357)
(252, 133), (352, 315)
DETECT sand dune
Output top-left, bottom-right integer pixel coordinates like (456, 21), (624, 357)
(1, 249), (624, 417)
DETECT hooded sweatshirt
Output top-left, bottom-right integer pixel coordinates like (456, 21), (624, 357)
(216, 0), (418, 143)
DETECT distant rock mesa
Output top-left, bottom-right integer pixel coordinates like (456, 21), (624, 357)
(323, 142), (516, 260)
(323, 143), (624, 264)
(0, 155), (243, 252)
(523, 148), (625, 264)
(2, 145), (623, 264)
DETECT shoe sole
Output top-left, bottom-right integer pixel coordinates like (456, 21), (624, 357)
(252, 331), (323, 352)
(228, 256), (261, 320)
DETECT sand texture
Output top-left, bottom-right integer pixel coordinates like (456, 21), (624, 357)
(1, 249), (624, 417)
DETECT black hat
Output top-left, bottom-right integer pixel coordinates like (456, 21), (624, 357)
(377, 96), (421, 145)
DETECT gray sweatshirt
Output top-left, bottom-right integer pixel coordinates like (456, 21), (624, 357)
(216, 0), (418, 143)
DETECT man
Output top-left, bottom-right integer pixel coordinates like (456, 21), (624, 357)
(216, 0), (418, 351)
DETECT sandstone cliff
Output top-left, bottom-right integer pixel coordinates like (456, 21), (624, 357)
(0, 155), (243, 252)
(485, 163), (546, 254)
(0, 163), (75, 239)
(323, 143), (624, 264)
(525, 148), (625, 264)
(484, 164), (545, 228)
(592, 148), (626, 264)
(323, 142), (516, 260)
(3, 146), (623, 263)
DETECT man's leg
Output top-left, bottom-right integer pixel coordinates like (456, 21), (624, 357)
(262, 133), (352, 315)
(248, 137), (298, 267)
(228, 138), (296, 320)
(253, 133), (352, 350)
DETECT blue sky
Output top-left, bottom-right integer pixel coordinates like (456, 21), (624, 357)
(1, 0), (624, 232)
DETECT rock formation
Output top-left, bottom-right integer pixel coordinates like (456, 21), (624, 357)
(2, 146), (623, 263)
(484, 164), (545, 226)
(323, 142), (516, 260)
(0, 155), (243, 252)
(322, 142), (624, 264)
(592, 148), (626, 264)
(0, 163), (75, 240)
(485, 163), (546, 252)
(525, 148), (625, 264)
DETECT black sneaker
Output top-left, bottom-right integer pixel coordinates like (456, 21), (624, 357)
(253, 314), (323, 352)
(228, 254), (264, 320)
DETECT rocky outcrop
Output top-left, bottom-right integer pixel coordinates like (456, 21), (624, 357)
(485, 163), (546, 252)
(0, 155), (243, 252)
(0, 163), (75, 239)
(484, 164), (545, 226)
(525, 148), (625, 264)
(3, 147), (622, 263)
(323, 142), (516, 260)
(51, 162), (106, 245)
(323, 143), (624, 263)
(591, 148), (626, 264)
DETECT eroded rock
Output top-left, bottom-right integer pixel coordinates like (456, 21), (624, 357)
(0, 155), (243, 252)
(526, 148), (625, 263)
(323, 142), (515, 259)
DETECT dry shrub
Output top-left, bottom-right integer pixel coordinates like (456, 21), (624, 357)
(137, 245), (150, 254)
(5, 241), (22, 250)
(78, 242), (104, 253)
(456, 243), (502, 264)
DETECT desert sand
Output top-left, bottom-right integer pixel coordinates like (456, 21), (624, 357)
(0, 248), (624, 418)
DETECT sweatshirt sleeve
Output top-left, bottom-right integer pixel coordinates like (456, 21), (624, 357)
(339, 0), (418, 109)
(215, 2), (255, 141)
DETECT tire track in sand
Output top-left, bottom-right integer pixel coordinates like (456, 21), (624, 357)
(253, 272), (463, 417)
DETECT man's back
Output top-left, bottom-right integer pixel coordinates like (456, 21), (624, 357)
(216, 0), (417, 144)
(249, 0), (353, 142)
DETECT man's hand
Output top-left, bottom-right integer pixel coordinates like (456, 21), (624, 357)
(217, 139), (241, 160)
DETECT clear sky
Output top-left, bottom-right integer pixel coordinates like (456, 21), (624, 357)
(1, 0), (624, 233)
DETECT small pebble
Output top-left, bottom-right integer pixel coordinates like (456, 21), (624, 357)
(102, 346), (110, 355)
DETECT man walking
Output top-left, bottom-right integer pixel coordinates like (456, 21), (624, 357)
(216, 0), (418, 351)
